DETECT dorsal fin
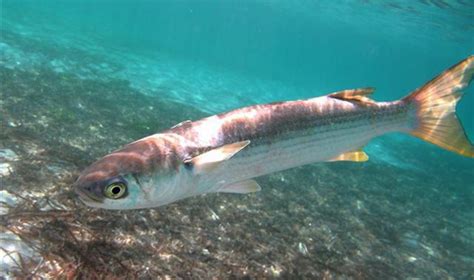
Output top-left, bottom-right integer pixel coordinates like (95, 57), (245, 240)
(171, 120), (192, 129)
(328, 87), (376, 105)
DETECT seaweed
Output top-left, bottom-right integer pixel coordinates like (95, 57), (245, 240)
(1, 63), (473, 278)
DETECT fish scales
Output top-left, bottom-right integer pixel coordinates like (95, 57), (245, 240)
(178, 97), (410, 187)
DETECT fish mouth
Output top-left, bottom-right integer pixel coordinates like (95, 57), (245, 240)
(74, 186), (103, 204)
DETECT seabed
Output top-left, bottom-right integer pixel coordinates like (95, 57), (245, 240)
(1, 19), (473, 280)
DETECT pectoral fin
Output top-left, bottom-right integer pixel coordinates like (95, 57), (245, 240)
(218, 179), (261, 194)
(329, 149), (369, 162)
(184, 140), (250, 174)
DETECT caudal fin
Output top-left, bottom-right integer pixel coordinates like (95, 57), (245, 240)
(404, 55), (474, 158)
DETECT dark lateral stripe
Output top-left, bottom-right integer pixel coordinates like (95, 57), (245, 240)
(205, 99), (367, 146)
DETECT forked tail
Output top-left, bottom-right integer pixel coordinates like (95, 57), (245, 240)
(403, 55), (474, 157)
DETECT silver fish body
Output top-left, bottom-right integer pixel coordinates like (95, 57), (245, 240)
(74, 56), (474, 210)
(178, 95), (409, 192)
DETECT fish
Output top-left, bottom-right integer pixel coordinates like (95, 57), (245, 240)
(73, 56), (474, 210)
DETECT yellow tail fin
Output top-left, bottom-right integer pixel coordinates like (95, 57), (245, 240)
(404, 55), (474, 158)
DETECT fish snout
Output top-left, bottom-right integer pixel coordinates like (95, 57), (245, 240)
(73, 177), (105, 203)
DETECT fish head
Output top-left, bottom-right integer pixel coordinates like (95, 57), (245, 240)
(73, 136), (190, 210)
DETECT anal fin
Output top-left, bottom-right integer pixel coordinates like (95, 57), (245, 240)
(218, 179), (261, 194)
(329, 149), (369, 162)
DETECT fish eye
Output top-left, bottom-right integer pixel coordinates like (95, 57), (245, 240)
(104, 182), (127, 199)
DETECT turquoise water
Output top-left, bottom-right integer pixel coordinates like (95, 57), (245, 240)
(1, 0), (473, 278)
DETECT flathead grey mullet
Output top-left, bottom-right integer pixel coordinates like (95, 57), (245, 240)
(74, 56), (474, 210)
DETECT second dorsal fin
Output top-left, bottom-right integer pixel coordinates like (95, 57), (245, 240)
(328, 87), (376, 105)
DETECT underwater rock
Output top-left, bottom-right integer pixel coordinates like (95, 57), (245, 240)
(402, 232), (420, 249)
(0, 149), (19, 162)
(49, 59), (67, 73)
(6, 119), (21, 128)
(0, 190), (18, 215)
(0, 163), (13, 177)
(298, 242), (309, 256)
(0, 231), (40, 278)
(0, 149), (19, 177)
